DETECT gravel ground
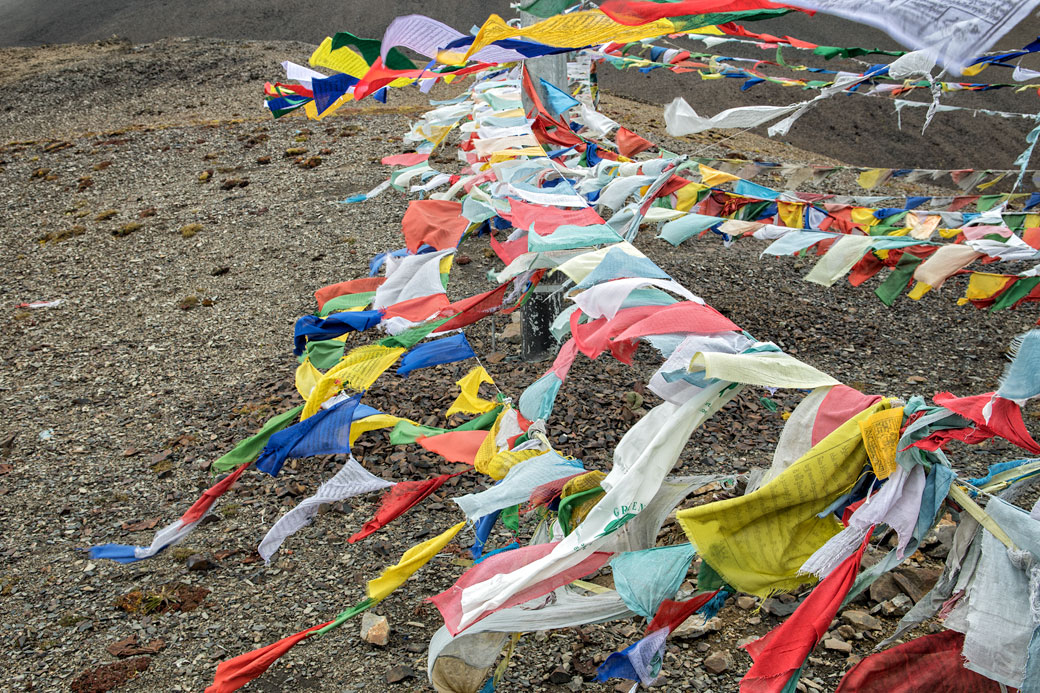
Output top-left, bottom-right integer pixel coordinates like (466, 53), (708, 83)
(1, 38), (1039, 693)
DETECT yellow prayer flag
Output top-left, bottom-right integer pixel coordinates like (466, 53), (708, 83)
(907, 282), (932, 300)
(367, 521), (466, 603)
(486, 448), (545, 481)
(850, 207), (879, 228)
(976, 174), (1007, 191)
(856, 168), (891, 190)
(301, 345), (405, 420)
(457, 12), (676, 64)
(309, 37), (370, 78)
(488, 146), (548, 163)
(858, 407), (904, 479)
(473, 410), (506, 476)
(674, 182), (706, 212)
(295, 358), (323, 400)
(447, 366), (498, 417)
(957, 272), (1013, 306)
(349, 414), (413, 445)
(677, 400), (889, 598)
(698, 164), (738, 188)
(777, 201), (805, 230)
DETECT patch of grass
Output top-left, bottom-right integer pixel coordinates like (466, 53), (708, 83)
(178, 295), (199, 311)
(39, 225), (86, 244)
(220, 502), (241, 519)
(180, 223), (202, 238)
(58, 613), (89, 627)
(113, 221), (142, 237)
(284, 147), (308, 156)
(95, 209), (118, 221)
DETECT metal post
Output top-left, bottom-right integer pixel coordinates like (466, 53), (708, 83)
(518, 11), (567, 117)
(518, 11), (568, 362)
(521, 282), (564, 362)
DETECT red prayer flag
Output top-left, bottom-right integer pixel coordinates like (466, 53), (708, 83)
(598, 0), (803, 26)
(181, 461), (250, 525)
(205, 620), (331, 693)
(615, 127), (655, 158)
(740, 532), (871, 693)
(381, 152), (429, 167)
(429, 542), (613, 635)
(646, 590), (721, 635)
(314, 276), (385, 311)
(348, 472), (462, 543)
(931, 391), (1040, 454)
(401, 199), (469, 252)
(381, 293), (452, 322)
(417, 430), (488, 465)
(433, 282), (512, 333)
(811, 385), (882, 446)
(835, 630), (1004, 693)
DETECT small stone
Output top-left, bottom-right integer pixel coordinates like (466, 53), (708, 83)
(823, 638), (853, 653)
(841, 610), (882, 631)
(736, 595), (756, 610)
(186, 554), (215, 571)
(703, 650), (733, 674)
(880, 594), (912, 617)
(456, 254), (472, 265)
(837, 625), (857, 640)
(672, 616), (721, 639)
(385, 664), (415, 684)
(549, 667), (572, 684)
(361, 612), (389, 646)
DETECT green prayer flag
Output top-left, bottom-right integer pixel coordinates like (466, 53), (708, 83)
(379, 317), (451, 349)
(991, 277), (1040, 312)
(319, 291), (376, 316)
(305, 340), (347, 371)
(874, 254), (922, 306)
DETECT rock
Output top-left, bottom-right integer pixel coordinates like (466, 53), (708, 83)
(672, 616), (721, 639)
(868, 573), (902, 603)
(456, 254), (471, 265)
(880, 594), (912, 617)
(841, 609), (882, 631)
(823, 638), (853, 653)
(837, 625), (857, 640)
(185, 554), (215, 571)
(893, 566), (941, 603)
(703, 650), (733, 674)
(106, 635), (165, 657)
(736, 595), (756, 610)
(361, 612), (390, 646)
(548, 667), (572, 684)
(761, 598), (798, 617)
(385, 665), (415, 684)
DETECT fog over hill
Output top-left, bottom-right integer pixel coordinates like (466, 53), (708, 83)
(4, 0), (1040, 171)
